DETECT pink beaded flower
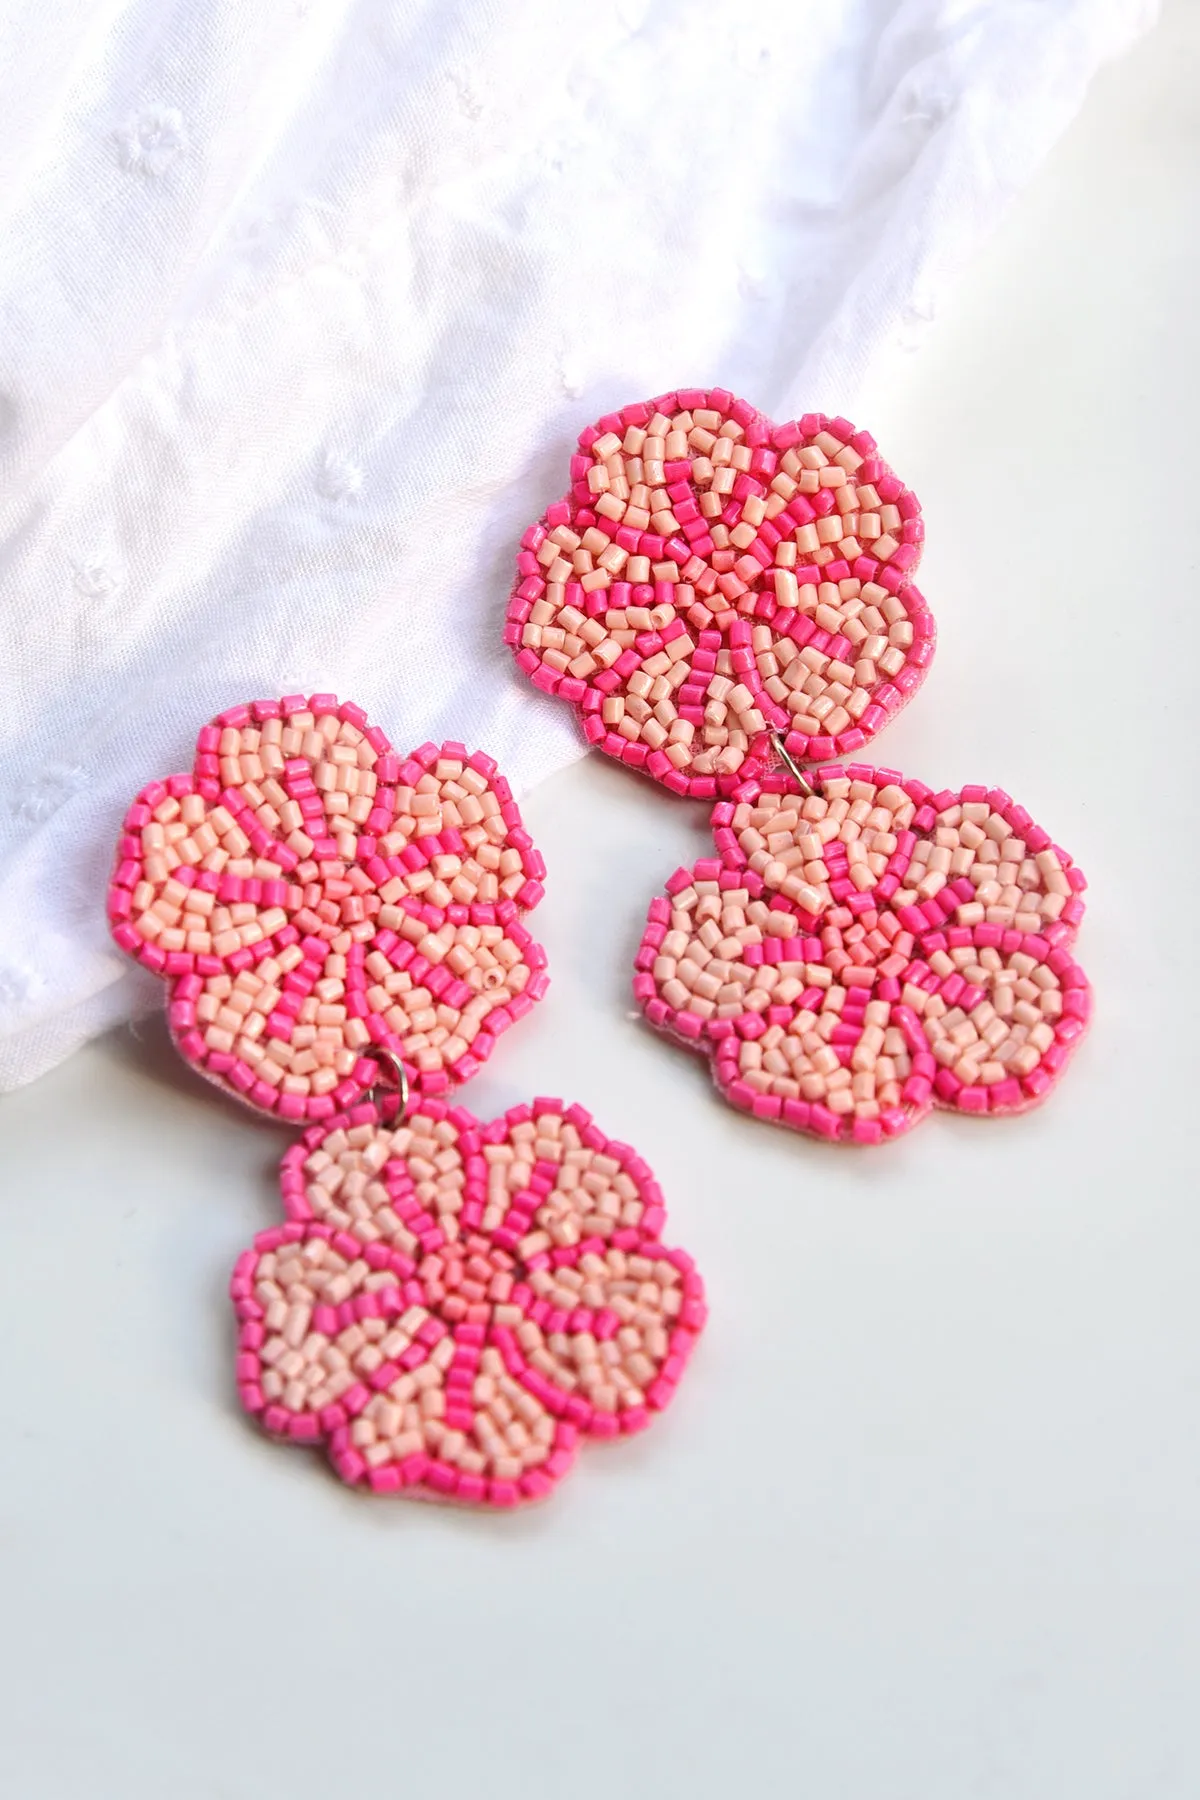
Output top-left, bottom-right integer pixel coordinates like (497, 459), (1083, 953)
(107, 695), (548, 1121)
(231, 1096), (706, 1506)
(505, 388), (932, 797)
(634, 764), (1091, 1145)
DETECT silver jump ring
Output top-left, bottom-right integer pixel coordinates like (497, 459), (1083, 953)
(363, 1044), (410, 1124)
(771, 731), (817, 798)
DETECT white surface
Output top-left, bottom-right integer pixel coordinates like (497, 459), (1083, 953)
(2, 7), (1199, 1798)
(0, 0), (1155, 1090)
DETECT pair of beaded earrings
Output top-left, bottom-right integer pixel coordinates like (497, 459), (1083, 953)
(108, 388), (1090, 1508)
(505, 390), (1090, 1143)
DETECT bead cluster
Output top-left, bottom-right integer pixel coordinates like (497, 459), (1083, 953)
(505, 390), (932, 794)
(634, 767), (1091, 1143)
(108, 697), (548, 1119)
(231, 1097), (706, 1506)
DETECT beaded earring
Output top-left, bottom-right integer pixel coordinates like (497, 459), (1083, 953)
(108, 694), (705, 1504)
(634, 754), (1090, 1145)
(505, 390), (1092, 1142)
(505, 388), (931, 795)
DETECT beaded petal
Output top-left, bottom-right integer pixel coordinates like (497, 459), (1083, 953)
(505, 389), (931, 796)
(231, 1097), (706, 1505)
(634, 765), (1091, 1144)
(107, 696), (548, 1120)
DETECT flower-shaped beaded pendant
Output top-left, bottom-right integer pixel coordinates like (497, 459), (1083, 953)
(107, 696), (548, 1121)
(232, 1096), (706, 1506)
(505, 389), (932, 796)
(634, 763), (1091, 1145)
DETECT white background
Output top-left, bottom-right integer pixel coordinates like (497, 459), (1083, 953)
(2, 6), (1197, 1797)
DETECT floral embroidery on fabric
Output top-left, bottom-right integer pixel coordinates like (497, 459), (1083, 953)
(114, 105), (187, 177)
(634, 764), (1090, 1144)
(315, 450), (363, 501)
(505, 389), (931, 796)
(71, 557), (123, 604)
(0, 965), (36, 1010)
(231, 1096), (706, 1506)
(107, 695), (548, 1121)
(11, 762), (88, 825)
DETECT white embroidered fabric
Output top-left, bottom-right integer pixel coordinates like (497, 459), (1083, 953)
(0, 0), (1155, 1091)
